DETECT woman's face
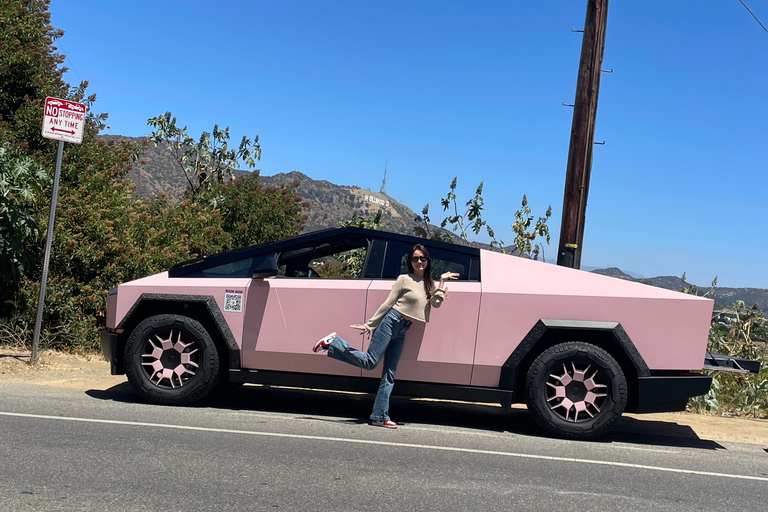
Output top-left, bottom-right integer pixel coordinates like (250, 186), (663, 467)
(410, 250), (428, 276)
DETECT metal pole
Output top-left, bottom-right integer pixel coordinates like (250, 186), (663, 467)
(31, 140), (64, 365)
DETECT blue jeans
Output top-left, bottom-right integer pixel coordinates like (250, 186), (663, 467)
(327, 309), (412, 422)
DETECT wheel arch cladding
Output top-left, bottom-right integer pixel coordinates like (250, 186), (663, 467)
(500, 319), (649, 407)
(115, 294), (240, 374)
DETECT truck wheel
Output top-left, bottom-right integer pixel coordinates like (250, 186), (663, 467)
(525, 342), (627, 440)
(124, 314), (220, 405)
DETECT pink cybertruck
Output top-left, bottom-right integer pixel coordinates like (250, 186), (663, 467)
(100, 227), (758, 439)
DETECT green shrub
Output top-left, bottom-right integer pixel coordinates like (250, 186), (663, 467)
(689, 301), (768, 417)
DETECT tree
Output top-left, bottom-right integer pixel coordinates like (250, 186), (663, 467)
(198, 175), (308, 249)
(0, 0), (65, 153)
(148, 112), (261, 200)
(0, 143), (48, 288)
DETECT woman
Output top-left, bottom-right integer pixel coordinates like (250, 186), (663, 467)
(312, 244), (459, 429)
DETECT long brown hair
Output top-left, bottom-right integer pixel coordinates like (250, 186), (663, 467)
(407, 244), (435, 298)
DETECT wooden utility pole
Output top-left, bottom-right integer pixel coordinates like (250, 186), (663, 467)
(556, 0), (610, 269)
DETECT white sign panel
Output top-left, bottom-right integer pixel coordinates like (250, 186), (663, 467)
(41, 97), (86, 144)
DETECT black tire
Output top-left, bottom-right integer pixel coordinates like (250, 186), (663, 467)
(124, 314), (220, 405)
(525, 342), (627, 440)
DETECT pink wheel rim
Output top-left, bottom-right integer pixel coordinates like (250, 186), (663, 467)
(545, 362), (608, 422)
(140, 330), (199, 389)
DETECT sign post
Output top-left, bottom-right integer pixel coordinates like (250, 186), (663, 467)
(31, 97), (86, 365)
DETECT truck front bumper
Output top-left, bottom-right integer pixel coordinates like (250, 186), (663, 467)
(631, 374), (713, 413)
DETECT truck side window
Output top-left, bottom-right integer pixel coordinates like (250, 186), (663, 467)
(278, 236), (369, 279)
(382, 241), (479, 281)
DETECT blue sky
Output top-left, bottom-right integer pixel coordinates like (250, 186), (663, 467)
(50, 1), (767, 288)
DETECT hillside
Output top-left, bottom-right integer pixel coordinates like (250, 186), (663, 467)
(109, 136), (426, 235)
(120, 135), (459, 237)
(101, 135), (180, 200)
(111, 135), (768, 312)
(590, 269), (768, 313)
(260, 171), (421, 236)
(652, 279), (768, 313)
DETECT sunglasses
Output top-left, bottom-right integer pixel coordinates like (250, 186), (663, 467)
(410, 256), (428, 263)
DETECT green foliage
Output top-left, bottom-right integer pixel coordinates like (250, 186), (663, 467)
(12, 162), (307, 352)
(511, 195), (552, 261)
(198, 175), (308, 249)
(0, 0), (65, 153)
(6, 158), (307, 353)
(0, 143), (49, 286)
(688, 298), (768, 418)
(309, 250), (363, 279)
(413, 177), (552, 260)
(439, 177), (488, 242)
(680, 272), (717, 299)
(148, 112), (261, 200)
(412, 203), (453, 243)
(0, 0), (141, 352)
(339, 208), (384, 230)
(6, 138), (206, 352)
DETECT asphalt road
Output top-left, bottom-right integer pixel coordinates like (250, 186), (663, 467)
(1, 381), (766, 512)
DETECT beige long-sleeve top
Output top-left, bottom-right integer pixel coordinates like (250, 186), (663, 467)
(364, 273), (447, 331)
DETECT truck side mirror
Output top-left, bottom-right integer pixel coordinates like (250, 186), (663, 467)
(252, 254), (279, 279)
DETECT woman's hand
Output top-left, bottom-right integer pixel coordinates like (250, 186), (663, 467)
(440, 272), (459, 282)
(438, 271), (459, 290)
(351, 324), (371, 336)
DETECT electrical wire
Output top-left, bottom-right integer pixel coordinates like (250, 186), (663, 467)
(54, 40), (107, 125)
(738, 0), (768, 32)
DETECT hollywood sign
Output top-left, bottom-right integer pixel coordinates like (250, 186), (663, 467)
(364, 195), (390, 208)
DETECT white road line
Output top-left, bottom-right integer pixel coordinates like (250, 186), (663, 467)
(2, 411), (765, 482)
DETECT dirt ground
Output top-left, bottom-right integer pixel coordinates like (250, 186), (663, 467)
(2, 346), (767, 446)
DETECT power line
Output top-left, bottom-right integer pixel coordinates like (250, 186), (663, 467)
(54, 40), (107, 125)
(738, 0), (768, 32)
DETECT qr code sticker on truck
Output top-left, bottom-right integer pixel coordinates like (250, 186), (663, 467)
(224, 292), (243, 312)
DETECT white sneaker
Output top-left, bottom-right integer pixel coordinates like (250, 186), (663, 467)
(371, 419), (398, 429)
(312, 332), (337, 353)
